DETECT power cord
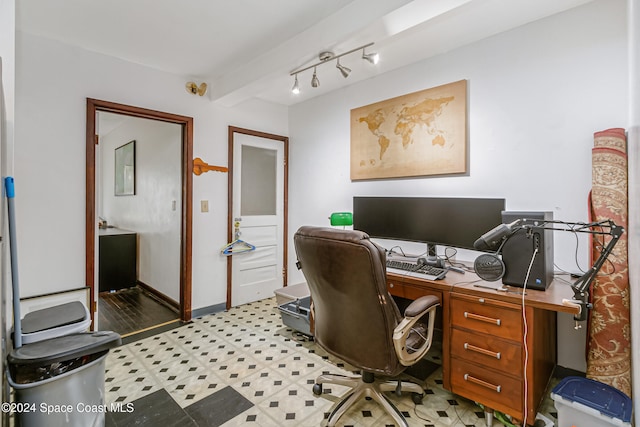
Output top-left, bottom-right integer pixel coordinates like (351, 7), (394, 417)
(412, 398), (466, 426)
(386, 245), (408, 257)
(444, 246), (471, 271)
(520, 244), (538, 426)
(412, 402), (434, 424)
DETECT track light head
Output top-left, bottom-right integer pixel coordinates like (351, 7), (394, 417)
(362, 49), (379, 65)
(336, 59), (351, 78)
(291, 74), (300, 94)
(311, 67), (320, 88)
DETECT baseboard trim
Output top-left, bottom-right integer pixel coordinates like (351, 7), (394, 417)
(121, 319), (185, 345)
(121, 319), (181, 338)
(553, 365), (586, 379)
(191, 303), (227, 319)
(137, 281), (179, 311)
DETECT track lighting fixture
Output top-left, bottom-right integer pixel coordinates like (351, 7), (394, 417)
(290, 42), (377, 94)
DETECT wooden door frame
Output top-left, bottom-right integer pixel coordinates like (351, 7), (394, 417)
(86, 98), (193, 323)
(226, 126), (289, 309)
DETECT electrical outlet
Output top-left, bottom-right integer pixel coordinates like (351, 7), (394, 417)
(201, 200), (209, 212)
(533, 233), (540, 250)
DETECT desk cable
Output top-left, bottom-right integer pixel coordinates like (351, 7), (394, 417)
(520, 245), (538, 425)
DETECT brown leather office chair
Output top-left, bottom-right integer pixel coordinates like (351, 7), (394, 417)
(294, 226), (440, 427)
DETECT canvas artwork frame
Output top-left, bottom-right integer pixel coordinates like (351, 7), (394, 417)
(115, 140), (136, 196)
(350, 79), (467, 180)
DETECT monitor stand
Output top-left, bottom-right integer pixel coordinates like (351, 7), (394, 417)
(427, 243), (437, 257)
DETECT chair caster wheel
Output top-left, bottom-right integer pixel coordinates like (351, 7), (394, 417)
(411, 392), (424, 404)
(312, 383), (323, 395)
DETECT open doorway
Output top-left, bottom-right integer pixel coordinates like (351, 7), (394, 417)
(86, 99), (193, 337)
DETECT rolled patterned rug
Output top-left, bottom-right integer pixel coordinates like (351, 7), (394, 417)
(587, 127), (631, 397)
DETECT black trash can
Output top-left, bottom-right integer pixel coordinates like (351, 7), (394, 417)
(7, 331), (121, 427)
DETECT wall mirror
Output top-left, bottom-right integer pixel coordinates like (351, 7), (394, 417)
(115, 140), (136, 195)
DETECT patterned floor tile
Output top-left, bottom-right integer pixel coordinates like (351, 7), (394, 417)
(219, 406), (283, 427)
(101, 296), (559, 427)
(105, 373), (163, 405)
(204, 353), (265, 383)
(165, 370), (226, 407)
(148, 357), (208, 384)
(105, 345), (138, 368)
(232, 368), (292, 403)
(254, 386), (329, 426)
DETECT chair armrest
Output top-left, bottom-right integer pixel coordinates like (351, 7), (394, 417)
(404, 295), (439, 318)
(393, 295), (440, 366)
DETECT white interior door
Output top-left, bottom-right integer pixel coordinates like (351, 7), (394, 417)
(231, 134), (285, 306)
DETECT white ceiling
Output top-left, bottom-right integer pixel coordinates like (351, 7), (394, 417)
(17, 0), (594, 107)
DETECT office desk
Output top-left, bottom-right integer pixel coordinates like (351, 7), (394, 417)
(387, 270), (580, 427)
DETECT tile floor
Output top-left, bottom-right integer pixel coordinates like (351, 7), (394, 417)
(102, 297), (559, 426)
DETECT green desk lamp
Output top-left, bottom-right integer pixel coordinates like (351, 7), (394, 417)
(329, 212), (353, 228)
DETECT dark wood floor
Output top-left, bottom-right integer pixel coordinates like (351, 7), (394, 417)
(99, 286), (179, 337)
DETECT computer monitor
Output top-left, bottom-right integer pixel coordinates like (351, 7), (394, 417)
(353, 196), (506, 253)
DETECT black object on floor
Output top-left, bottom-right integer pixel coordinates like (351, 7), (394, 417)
(107, 389), (196, 427)
(405, 358), (440, 381)
(106, 386), (254, 427)
(185, 386), (254, 427)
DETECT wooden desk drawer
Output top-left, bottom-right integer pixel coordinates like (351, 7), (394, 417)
(451, 329), (522, 376)
(451, 358), (522, 415)
(387, 279), (441, 301)
(451, 294), (521, 341)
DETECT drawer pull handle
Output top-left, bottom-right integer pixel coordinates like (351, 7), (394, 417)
(463, 342), (501, 360)
(463, 311), (501, 326)
(463, 374), (502, 393)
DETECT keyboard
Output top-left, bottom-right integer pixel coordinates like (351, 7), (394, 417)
(386, 259), (447, 280)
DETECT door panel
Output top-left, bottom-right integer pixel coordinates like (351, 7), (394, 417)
(240, 224), (278, 245)
(235, 251), (280, 304)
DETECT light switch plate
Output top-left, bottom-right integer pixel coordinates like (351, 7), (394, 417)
(201, 200), (209, 212)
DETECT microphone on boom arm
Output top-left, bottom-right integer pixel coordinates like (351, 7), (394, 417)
(473, 219), (521, 251)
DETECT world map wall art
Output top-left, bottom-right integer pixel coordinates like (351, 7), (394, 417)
(350, 79), (467, 180)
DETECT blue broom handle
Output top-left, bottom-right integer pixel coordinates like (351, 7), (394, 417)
(6, 177), (22, 348)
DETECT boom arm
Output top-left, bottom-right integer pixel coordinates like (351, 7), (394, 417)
(519, 218), (623, 321)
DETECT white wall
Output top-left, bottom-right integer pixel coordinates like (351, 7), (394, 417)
(0, 0), (15, 421)
(288, 0), (628, 371)
(14, 31), (288, 310)
(12, 0), (629, 374)
(99, 117), (181, 301)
